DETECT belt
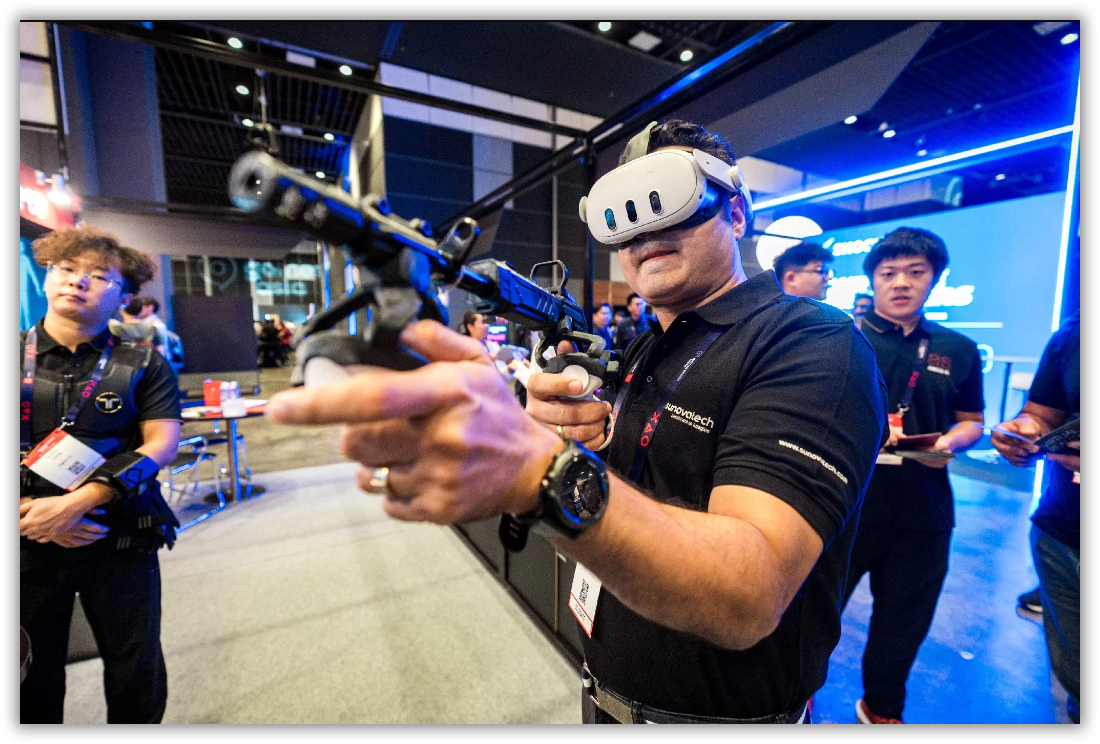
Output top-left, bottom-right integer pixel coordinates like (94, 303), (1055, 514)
(583, 664), (808, 724)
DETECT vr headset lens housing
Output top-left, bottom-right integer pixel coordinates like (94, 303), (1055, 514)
(579, 148), (753, 247)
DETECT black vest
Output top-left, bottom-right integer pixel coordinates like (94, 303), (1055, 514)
(20, 331), (153, 497)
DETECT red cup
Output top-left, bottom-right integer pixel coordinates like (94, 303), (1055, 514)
(203, 379), (222, 407)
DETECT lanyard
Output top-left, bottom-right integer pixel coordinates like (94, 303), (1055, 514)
(20, 326), (116, 454)
(896, 337), (930, 416)
(610, 328), (724, 484)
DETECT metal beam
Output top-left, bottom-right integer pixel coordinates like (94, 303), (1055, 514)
(57, 21), (590, 140)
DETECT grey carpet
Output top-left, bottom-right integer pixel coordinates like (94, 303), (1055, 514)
(62, 462), (581, 724)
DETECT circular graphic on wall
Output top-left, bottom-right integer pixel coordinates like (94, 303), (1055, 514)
(755, 216), (824, 272)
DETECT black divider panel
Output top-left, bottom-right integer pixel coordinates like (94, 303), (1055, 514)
(556, 553), (585, 657)
(505, 531), (558, 627)
(456, 517), (506, 574)
(173, 295), (258, 374)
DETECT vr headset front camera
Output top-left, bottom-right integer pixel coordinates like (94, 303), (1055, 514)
(578, 146), (753, 247)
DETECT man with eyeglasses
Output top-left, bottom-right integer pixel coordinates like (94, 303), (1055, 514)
(20, 225), (182, 723)
(773, 242), (834, 300)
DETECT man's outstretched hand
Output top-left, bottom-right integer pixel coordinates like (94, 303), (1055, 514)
(266, 320), (563, 524)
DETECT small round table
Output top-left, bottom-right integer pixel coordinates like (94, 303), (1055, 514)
(182, 406), (266, 503)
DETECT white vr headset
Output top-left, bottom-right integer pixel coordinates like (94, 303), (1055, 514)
(578, 123), (753, 246)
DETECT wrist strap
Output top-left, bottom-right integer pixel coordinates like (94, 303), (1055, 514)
(87, 452), (160, 501)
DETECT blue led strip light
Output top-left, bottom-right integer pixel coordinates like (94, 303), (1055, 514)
(1051, 76), (1081, 333)
(754, 125), (1075, 213)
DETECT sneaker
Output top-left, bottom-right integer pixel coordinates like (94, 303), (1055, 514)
(1016, 587), (1043, 624)
(856, 699), (904, 724)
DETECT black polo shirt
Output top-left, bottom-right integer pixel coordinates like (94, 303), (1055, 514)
(22, 320), (181, 474)
(583, 270), (887, 718)
(857, 308), (984, 531)
(1027, 311), (1079, 550)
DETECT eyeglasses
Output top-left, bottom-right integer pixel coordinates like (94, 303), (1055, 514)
(798, 266), (834, 278)
(47, 263), (121, 292)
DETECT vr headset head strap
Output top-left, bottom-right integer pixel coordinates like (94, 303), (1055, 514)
(621, 121), (661, 164)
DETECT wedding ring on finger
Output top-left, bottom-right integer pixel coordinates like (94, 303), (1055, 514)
(367, 467), (391, 496)
(557, 424), (565, 439)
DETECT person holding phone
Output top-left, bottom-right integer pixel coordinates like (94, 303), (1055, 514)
(991, 311), (1079, 723)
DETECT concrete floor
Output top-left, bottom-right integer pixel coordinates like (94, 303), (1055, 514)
(64, 462), (580, 724)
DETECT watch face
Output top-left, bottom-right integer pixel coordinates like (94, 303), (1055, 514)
(560, 457), (607, 525)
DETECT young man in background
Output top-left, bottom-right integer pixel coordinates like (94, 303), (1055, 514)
(842, 227), (984, 724)
(773, 241), (834, 300)
(21, 225), (182, 723)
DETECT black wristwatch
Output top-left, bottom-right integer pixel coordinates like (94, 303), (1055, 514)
(498, 441), (610, 552)
(525, 441), (610, 539)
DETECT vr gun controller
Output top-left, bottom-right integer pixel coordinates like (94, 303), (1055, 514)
(227, 150), (618, 395)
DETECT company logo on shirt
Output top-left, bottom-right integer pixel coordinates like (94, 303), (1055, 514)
(95, 392), (123, 414)
(927, 353), (952, 376)
(664, 403), (715, 434)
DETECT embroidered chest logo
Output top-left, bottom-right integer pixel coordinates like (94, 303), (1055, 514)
(95, 392), (124, 414)
(927, 352), (952, 376)
(664, 403), (715, 434)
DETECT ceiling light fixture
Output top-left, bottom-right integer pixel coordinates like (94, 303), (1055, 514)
(598, 22), (612, 33)
(917, 149), (928, 157)
(235, 85), (249, 95)
(339, 64), (353, 76)
(680, 49), (694, 63)
(227, 37), (243, 49)
(844, 115), (858, 125)
(883, 129), (896, 139)
(1061, 33), (1078, 45)
(316, 171), (326, 179)
(995, 173), (1006, 181)
(242, 118), (255, 128)
(323, 133), (335, 141)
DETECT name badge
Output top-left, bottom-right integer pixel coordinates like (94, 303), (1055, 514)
(568, 562), (603, 638)
(21, 428), (106, 491)
(877, 453), (904, 466)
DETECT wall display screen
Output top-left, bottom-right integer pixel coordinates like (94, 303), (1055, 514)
(487, 324), (508, 345)
(760, 191), (1066, 422)
(20, 237), (48, 332)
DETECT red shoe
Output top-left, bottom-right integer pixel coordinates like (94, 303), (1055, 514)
(856, 699), (905, 724)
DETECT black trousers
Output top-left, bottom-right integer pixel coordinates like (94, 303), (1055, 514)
(841, 525), (951, 720)
(20, 542), (167, 723)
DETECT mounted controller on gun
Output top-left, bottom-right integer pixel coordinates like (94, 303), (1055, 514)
(227, 150), (618, 397)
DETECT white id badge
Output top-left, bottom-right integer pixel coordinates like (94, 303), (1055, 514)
(22, 429), (106, 491)
(568, 563), (603, 638)
(876, 453), (904, 466)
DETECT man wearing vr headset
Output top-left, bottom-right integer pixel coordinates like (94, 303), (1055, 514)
(267, 120), (887, 723)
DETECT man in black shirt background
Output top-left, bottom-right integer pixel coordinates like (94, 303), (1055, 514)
(20, 225), (182, 722)
(992, 311), (1079, 723)
(612, 292), (650, 351)
(773, 241), (834, 300)
(844, 227), (984, 724)
(266, 119), (888, 723)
